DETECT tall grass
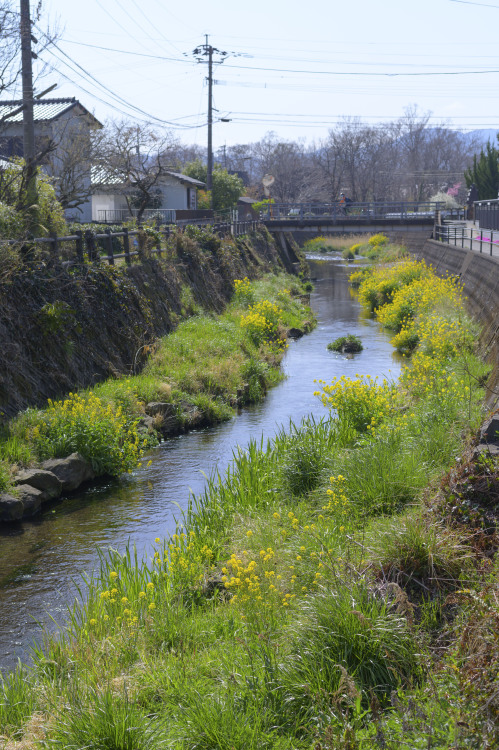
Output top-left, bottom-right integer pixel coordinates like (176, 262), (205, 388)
(0, 252), (492, 749)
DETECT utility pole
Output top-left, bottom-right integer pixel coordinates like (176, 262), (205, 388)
(20, 0), (38, 231)
(192, 37), (228, 206)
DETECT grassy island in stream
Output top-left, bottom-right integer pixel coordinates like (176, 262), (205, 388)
(0, 273), (314, 491)
(2, 243), (499, 749)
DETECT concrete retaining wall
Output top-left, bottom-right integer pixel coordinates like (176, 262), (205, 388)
(407, 239), (499, 407)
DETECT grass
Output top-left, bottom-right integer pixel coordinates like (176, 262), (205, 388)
(1, 272), (314, 487)
(1, 247), (497, 748)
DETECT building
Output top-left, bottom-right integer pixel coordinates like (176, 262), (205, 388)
(0, 97), (103, 223)
(91, 170), (206, 223)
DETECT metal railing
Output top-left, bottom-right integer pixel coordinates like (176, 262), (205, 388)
(434, 223), (499, 256)
(97, 208), (177, 224)
(0, 219), (260, 266)
(474, 199), (499, 231)
(261, 201), (451, 221)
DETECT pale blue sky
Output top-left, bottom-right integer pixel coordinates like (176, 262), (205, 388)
(24, 0), (499, 149)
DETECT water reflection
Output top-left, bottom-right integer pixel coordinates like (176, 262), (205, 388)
(0, 258), (401, 669)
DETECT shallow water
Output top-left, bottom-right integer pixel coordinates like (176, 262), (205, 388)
(0, 257), (401, 670)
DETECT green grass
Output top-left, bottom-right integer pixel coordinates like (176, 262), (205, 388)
(1, 272), (314, 485)
(0, 249), (496, 749)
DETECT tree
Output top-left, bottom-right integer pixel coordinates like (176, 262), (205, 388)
(464, 140), (499, 200)
(93, 121), (179, 222)
(183, 160), (243, 211)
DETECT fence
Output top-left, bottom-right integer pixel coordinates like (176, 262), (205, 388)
(474, 199), (499, 231)
(97, 208), (177, 224)
(434, 223), (499, 256)
(0, 219), (260, 266)
(261, 201), (454, 221)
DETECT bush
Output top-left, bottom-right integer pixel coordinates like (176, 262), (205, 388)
(327, 334), (363, 353)
(21, 392), (144, 475)
(240, 300), (283, 346)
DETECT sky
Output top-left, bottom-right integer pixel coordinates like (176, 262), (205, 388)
(19, 0), (499, 152)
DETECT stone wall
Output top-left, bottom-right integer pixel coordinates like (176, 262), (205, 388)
(407, 239), (499, 408)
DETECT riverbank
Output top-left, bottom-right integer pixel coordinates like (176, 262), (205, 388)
(0, 271), (315, 521)
(2, 245), (496, 748)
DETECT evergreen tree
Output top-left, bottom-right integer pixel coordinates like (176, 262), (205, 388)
(183, 161), (244, 211)
(464, 138), (499, 200)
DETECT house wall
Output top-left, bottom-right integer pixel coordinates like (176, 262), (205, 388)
(91, 193), (128, 222)
(159, 178), (189, 210)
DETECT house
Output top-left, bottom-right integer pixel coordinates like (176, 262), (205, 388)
(91, 170), (206, 223)
(237, 196), (258, 220)
(0, 97), (103, 223)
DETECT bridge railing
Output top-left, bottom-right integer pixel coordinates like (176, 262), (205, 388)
(262, 201), (447, 221)
(434, 223), (499, 256)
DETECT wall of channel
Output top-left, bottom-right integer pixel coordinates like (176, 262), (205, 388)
(407, 239), (499, 408)
(0, 228), (302, 419)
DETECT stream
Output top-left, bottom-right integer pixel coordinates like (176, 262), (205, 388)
(0, 256), (402, 670)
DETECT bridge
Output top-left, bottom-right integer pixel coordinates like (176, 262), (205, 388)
(261, 201), (461, 236)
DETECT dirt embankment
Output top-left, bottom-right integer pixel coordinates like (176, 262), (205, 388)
(0, 228), (302, 419)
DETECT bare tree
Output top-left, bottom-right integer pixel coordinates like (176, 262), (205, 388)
(94, 121), (179, 222)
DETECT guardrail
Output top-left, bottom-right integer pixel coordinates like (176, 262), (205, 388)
(261, 201), (451, 221)
(434, 223), (499, 256)
(474, 198), (499, 231)
(0, 220), (260, 266)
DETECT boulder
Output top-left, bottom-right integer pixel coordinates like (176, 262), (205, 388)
(13, 468), (62, 502)
(41, 452), (95, 492)
(287, 327), (304, 340)
(16, 484), (42, 517)
(137, 415), (155, 434)
(0, 493), (24, 522)
(481, 415), (499, 444)
(145, 402), (176, 418)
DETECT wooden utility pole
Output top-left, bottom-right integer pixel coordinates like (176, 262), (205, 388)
(192, 37), (228, 207)
(20, 0), (38, 231)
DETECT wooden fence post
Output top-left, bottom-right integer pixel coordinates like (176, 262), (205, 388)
(85, 229), (97, 262)
(123, 228), (131, 265)
(49, 232), (59, 263)
(75, 230), (84, 263)
(105, 229), (115, 265)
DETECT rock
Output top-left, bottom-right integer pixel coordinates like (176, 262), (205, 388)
(137, 415), (155, 434)
(0, 493), (24, 522)
(41, 452), (95, 492)
(481, 415), (499, 444)
(287, 327), (304, 339)
(16, 484), (42, 517)
(145, 402), (175, 418)
(13, 468), (62, 502)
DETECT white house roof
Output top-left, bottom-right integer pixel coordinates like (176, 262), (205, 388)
(165, 170), (206, 188)
(0, 97), (103, 128)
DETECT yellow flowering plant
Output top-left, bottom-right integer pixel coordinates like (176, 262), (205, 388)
(25, 391), (144, 475)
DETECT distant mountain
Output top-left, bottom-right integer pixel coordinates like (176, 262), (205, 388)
(462, 129), (499, 146)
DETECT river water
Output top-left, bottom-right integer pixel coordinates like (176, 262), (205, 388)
(0, 257), (402, 671)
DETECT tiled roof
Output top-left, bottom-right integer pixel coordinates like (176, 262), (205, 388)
(0, 97), (102, 127)
(165, 170), (206, 187)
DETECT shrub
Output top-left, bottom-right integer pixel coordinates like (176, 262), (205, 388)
(240, 300), (282, 346)
(327, 334), (363, 353)
(341, 247), (355, 261)
(233, 277), (255, 308)
(368, 233), (388, 247)
(315, 374), (396, 433)
(22, 392), (144, 475)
